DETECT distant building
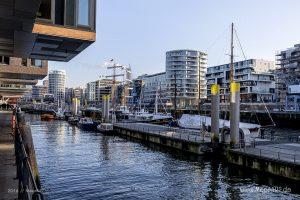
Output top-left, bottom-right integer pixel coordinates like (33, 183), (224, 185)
(65, 88), (74, 106)
(86, 79), (114, 108)
(276, 44), (300, 111)
(86, 81), (97, 102)
(74, 87), (86, 105)
(48, 70), (66, 104)
(166, 50), (207, 110)
(129, 78), (144, 109)
(32, 85), (47, 101)
(141, 72), (168, 111)
(206, 59), (276, 103)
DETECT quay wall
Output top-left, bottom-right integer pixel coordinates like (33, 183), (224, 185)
(227, 150), (300, 181)
(114, 127), (209, 155)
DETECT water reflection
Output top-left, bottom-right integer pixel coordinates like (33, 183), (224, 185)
(26, 117), (299, 200)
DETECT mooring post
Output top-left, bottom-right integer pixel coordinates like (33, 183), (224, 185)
(230, 82), (240, 147)
(211, 84), (220, 143)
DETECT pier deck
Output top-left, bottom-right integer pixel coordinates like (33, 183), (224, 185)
(233, 143), (300, 164)
(115, 122), (211, 143)
(0, 111), (17, 200)
(114, 123), (213, 155)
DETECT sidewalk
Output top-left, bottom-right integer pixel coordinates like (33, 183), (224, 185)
(0, 111), (18, 200)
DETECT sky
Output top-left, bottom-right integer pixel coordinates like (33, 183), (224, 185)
(48, 0), (300, 88)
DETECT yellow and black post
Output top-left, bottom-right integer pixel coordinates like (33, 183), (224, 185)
(230, 82), (240, 146)
(211, 84), (220, 143)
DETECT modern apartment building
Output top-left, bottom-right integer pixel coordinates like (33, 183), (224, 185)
(141, 72), (168, 111)
(0, 57), (48, 99)
(166, 50), (207, 110)
(48, 70), (66, 104)
(0, 0), (96, 61)
(206, 59), (275, 103)
(276, 44), (300, 111)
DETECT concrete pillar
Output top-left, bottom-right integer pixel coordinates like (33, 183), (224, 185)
(230, 82), (240, 146)
(211, 84), (220, 143)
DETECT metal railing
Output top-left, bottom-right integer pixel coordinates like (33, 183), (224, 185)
(238, 146), (300, 164)
(114, 122), (211, 143)
(14, 109), (44, 200)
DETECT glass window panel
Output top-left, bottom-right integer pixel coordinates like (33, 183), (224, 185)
(66, 0), (76, 26)
(37, 0), (52, 20)
(21, 59), (27, 66)
(3, 57), (9, 65)
(78, 0), (90, 26)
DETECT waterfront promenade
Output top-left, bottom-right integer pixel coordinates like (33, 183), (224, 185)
(0, 111), (17, 200)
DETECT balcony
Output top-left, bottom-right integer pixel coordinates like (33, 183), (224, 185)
(0, 0), (96, 62)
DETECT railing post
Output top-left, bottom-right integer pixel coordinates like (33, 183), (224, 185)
(278, 152), (280, 160)
(260, 149), (261, 156)
(294, 154), (296, 163)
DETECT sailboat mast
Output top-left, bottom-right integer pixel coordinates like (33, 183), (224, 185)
(230, 23), (234, 83)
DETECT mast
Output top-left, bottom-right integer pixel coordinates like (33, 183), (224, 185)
(198, 59), (201, 114)
(230, 22), (234, 82)
(174, 71), (177, 118)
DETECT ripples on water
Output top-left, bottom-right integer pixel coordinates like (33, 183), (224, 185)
(26, 115), (299, 200)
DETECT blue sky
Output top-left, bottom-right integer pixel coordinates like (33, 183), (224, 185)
(49, 0), (300, 87)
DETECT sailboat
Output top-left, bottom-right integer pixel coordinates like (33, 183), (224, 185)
(128, 86), (173, 124)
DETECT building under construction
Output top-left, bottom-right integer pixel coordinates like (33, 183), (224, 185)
(276, 44), (300, 111)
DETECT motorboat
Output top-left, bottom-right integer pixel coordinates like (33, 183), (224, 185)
(78, 117), (95, 130)
(68, 116), (79, 125)
(97, 123), (114, 134)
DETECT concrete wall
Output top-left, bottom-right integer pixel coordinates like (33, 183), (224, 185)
(227, 150), (300, 181)
(115, 127), (206, 155)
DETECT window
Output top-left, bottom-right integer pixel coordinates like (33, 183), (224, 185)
(0, 56), (9, 65)
(31, 59), (43, 67)
(78, 0), (90, 26)
(37, 0), (52, 20)
(66, 0), (76, 26)
(21, 59), (27, 66)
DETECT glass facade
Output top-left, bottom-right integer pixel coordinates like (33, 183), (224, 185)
(37, 0), (95, 30)
(78, 0), (90, 26)
(31, 59), (43, 67)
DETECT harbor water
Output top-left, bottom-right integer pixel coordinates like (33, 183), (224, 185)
(26, 115), (299, 200)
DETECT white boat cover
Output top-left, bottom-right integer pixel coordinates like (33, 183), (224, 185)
(178, 114), (260, 130)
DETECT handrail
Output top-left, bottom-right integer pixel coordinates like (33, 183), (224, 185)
(14, 108), (44, 200)
(239, 146), (299, 164)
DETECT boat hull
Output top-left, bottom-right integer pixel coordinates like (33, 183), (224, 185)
(78, 123), (95, 131)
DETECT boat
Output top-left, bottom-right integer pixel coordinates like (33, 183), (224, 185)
(78, 117), (95, 130)
(97, 123), (114, 134)
(68, 116), (79, 125)
(151, 113), (173, 124)
(41, 114), (55, 121)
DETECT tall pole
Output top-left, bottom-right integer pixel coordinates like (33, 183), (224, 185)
(174, 71), (177, 118)
(112, 63), (116, 111)
(198, 62), (201, 114)
(229, 22), (240, 146)
(230, 23), (234, 82)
